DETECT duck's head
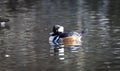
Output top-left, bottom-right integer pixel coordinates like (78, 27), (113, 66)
(0, 17), (10, 29)
(52, 25), (64, 35)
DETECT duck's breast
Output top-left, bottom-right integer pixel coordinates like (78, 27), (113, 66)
(49, 36), (55, 45)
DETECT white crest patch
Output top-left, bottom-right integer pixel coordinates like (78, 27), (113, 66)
(58, 26), (64, 32)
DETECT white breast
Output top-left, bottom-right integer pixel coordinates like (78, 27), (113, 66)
(49, 36), (55, 45)
(49, 35), (61, 45)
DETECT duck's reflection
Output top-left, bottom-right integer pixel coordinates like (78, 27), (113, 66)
(50, 45), (64, 54)
(50, 45), (65, 60)
(49, 44), (81, 60)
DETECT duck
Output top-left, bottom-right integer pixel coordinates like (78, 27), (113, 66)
(0, 17), (10, 30)
(49, 25), (82, 46)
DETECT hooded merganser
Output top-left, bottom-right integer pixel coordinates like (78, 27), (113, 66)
(0, 17), (10, 30)
(49, 25), (82, 46)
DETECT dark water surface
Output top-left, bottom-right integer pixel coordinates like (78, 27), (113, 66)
(0, 0), (120, 71)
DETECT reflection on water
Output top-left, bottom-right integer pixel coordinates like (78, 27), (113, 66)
(49, 45), (65, 60)
(49, 45), (82, 61)
(0, 0), (120, 71)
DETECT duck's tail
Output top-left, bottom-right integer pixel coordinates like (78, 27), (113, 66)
(80, 28), (88, 35)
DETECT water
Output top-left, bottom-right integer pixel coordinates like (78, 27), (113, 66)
(0, 0), (120, 71)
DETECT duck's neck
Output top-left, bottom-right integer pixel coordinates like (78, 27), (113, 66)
(52, 32), (63, 36)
